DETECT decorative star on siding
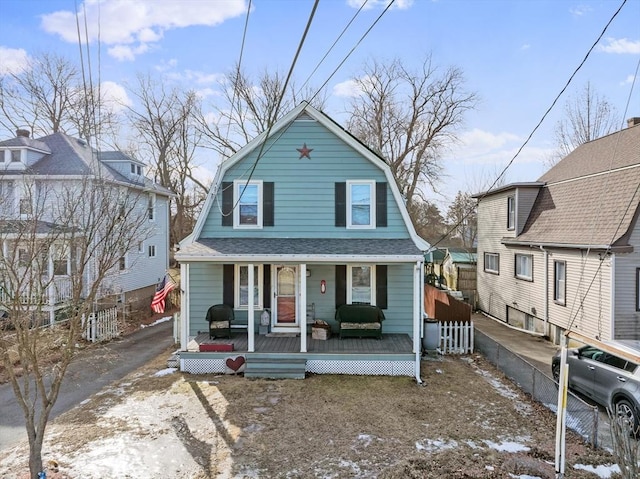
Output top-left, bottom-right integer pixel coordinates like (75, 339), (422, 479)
(296, 143), (313, 159)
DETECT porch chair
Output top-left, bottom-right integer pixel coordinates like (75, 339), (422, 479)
(206, 304), (234, 339)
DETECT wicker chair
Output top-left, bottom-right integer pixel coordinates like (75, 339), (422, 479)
(206, 304), (234, 339)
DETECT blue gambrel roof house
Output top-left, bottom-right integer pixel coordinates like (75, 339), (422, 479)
(176, 102), (430, 380)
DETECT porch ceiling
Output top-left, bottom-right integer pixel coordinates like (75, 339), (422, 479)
(177, 237), (424, 263)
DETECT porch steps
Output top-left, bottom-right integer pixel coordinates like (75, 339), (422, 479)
(244, 354), (307, 379)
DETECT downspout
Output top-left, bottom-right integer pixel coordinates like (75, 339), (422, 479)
(414, 260), (424, 385)
(610, 253), (615, 340)
(540, 246), (549, 338)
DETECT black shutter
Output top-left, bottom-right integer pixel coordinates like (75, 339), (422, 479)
(223, 264), (234, 307)
(263, 264), (271, 309)
(263, 182), (274, 226)
(376, 182), (387, 227)
(335, 182), (346, 227)
(221, 182), (233, 226)
(335, 265), (346, 308)
(376, 265), (388, 309)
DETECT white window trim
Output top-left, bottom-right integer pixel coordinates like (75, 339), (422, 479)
(235, 264), (264, 310)
(346, 180), (376, 229)
(138, 241), (144, 253)
(484, 252), (499, 274)
(347, 264), (376, 305)
(118, 254), (128, 272)
(148, 193), (156, 221)
(11, 149), (22, 163)
(233, 180), (263, 229)
(148, 245), (156, 258)
(554, 260), (566, 305)
(507, 195), (516, 230)
(515, 253), (533, 281)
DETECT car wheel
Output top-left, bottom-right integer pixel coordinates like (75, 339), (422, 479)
(615, 399), (640, 437)
(552, 362), (560, 382)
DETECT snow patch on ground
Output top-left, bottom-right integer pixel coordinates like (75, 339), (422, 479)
(141, 316), (172, 328)
(484, 439), (531, 452)
(154, 367), (177, 377)
(474, 367), (533, 415)
(573, 463), (621, 478)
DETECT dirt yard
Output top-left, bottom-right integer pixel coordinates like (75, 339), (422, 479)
(0, 348), (622, 479)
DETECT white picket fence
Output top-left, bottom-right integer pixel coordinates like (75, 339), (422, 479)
(83, 307), (119, 343)
(438, 320), (474, 355)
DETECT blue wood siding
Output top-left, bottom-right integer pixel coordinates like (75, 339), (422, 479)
(200, 119), (411, 239)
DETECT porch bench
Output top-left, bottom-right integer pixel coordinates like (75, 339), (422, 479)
(335, 304), (385, 339)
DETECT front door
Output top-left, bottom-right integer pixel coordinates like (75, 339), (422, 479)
(273, 266), (298, 331)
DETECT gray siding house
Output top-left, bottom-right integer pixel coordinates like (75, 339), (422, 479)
(176, 102), (429, 379)
(475, 119), (640, 344)
(0, 130), (173, 322)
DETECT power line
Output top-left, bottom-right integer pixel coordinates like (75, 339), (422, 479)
(428, 0), (628, 252)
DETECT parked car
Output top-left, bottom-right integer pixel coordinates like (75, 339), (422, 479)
(552, 345), (640, 434)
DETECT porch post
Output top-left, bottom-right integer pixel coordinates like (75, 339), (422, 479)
(413, 260), (424, 385)
(248, 263), (255, 352)
(180, 263), (190, 351)
(300, 263), (307, 352)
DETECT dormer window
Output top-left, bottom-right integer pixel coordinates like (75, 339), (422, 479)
(130, 163), (142, 176)
(11, 150), (21, 163)
(0, 149), (5, 162)
(507, 195), (515, 230)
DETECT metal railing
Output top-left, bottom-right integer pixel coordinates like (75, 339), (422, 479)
(475, 328), (601, 447)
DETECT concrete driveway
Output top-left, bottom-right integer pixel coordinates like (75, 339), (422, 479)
(0, 318), (175, 451)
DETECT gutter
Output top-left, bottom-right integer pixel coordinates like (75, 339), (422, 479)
(175, 254), (425, 263)
(502, 239), (630, 253)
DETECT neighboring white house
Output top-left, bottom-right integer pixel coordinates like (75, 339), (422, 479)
(0, 129), (173, 323)
(475, 118), (640, 344)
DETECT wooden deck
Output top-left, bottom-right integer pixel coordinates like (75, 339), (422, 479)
(188, 332), (413, 354)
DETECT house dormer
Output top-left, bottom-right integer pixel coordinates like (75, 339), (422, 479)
(98, 151), (146, 183)
(0, 129), (51, 171)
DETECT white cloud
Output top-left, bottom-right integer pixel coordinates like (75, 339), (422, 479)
(333, 76), (375, 97)
(101, 81), (132, 112)
(569, 5), (592, 16)
(0, 46), (30, 76)
(621, 74), (637, 86)
(40, 0), (247, 61)
(347, 0), (414, 10)
(598, 37), (640, 54)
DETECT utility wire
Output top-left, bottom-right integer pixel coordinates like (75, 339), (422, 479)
(427, 0), (628, 252)
(297, 0), (369, 95)
(222, 0), (320, 217)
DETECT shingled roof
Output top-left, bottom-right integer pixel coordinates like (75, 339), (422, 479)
(509, 123), (640, 249)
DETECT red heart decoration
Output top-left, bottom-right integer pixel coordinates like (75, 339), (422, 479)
(226, 356), (246, 372)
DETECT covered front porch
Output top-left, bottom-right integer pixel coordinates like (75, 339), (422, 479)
(178, 331), (416, 378)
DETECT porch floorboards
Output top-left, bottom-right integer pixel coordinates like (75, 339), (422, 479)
(189, 332), (413, 354)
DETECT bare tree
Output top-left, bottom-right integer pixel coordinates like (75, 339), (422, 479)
(127, 75), (206, 244)
(0, 52), (119, 142)
(0, 176), (153, 478)
(345, 55), (477, 213)
(446, 191), (477, 248)
(548, 82), (620, 167)
(196, 65), (327, 159)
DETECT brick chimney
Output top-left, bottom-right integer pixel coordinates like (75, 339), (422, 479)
(627, 117), (640, 128)
(16, 129), (30, 138)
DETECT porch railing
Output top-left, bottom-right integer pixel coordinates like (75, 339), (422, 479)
(0, 276), (73, 306)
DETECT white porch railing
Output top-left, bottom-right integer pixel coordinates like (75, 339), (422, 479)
(83, 307), (119, 342)
(0, 276), (74, 306)
(438, 320), (474, 355)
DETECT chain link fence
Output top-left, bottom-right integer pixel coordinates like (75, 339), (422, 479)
(475, 329), (602, 447)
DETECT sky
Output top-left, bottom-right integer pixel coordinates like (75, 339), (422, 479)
(0, 0), (638, 213)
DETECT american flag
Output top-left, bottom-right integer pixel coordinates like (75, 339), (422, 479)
(151, 274), (177, 314)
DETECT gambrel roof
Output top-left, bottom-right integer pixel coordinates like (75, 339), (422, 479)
(506, 123), (640, 250)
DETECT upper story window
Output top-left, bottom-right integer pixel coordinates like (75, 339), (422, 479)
(0, 149), (5, 162)
(507, 195), (515, 230)
(131, 163), (142, 176)
(347, 180), (375, 229)
(234, 180), (262, 228)
(148, 193), (155, 221)
(19, 197), (32, 215)
(484, 252), (500, 274)
(635, 268), (640, 312)
(118, 255), (127, 271)
(11, 150), (21, 163)
(554, 260), (566, 305)
(148, 245), (156, 258)
(348, 264), (376, 304)
(53, 245), (70, 276)
(515, 253), (533, 281)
